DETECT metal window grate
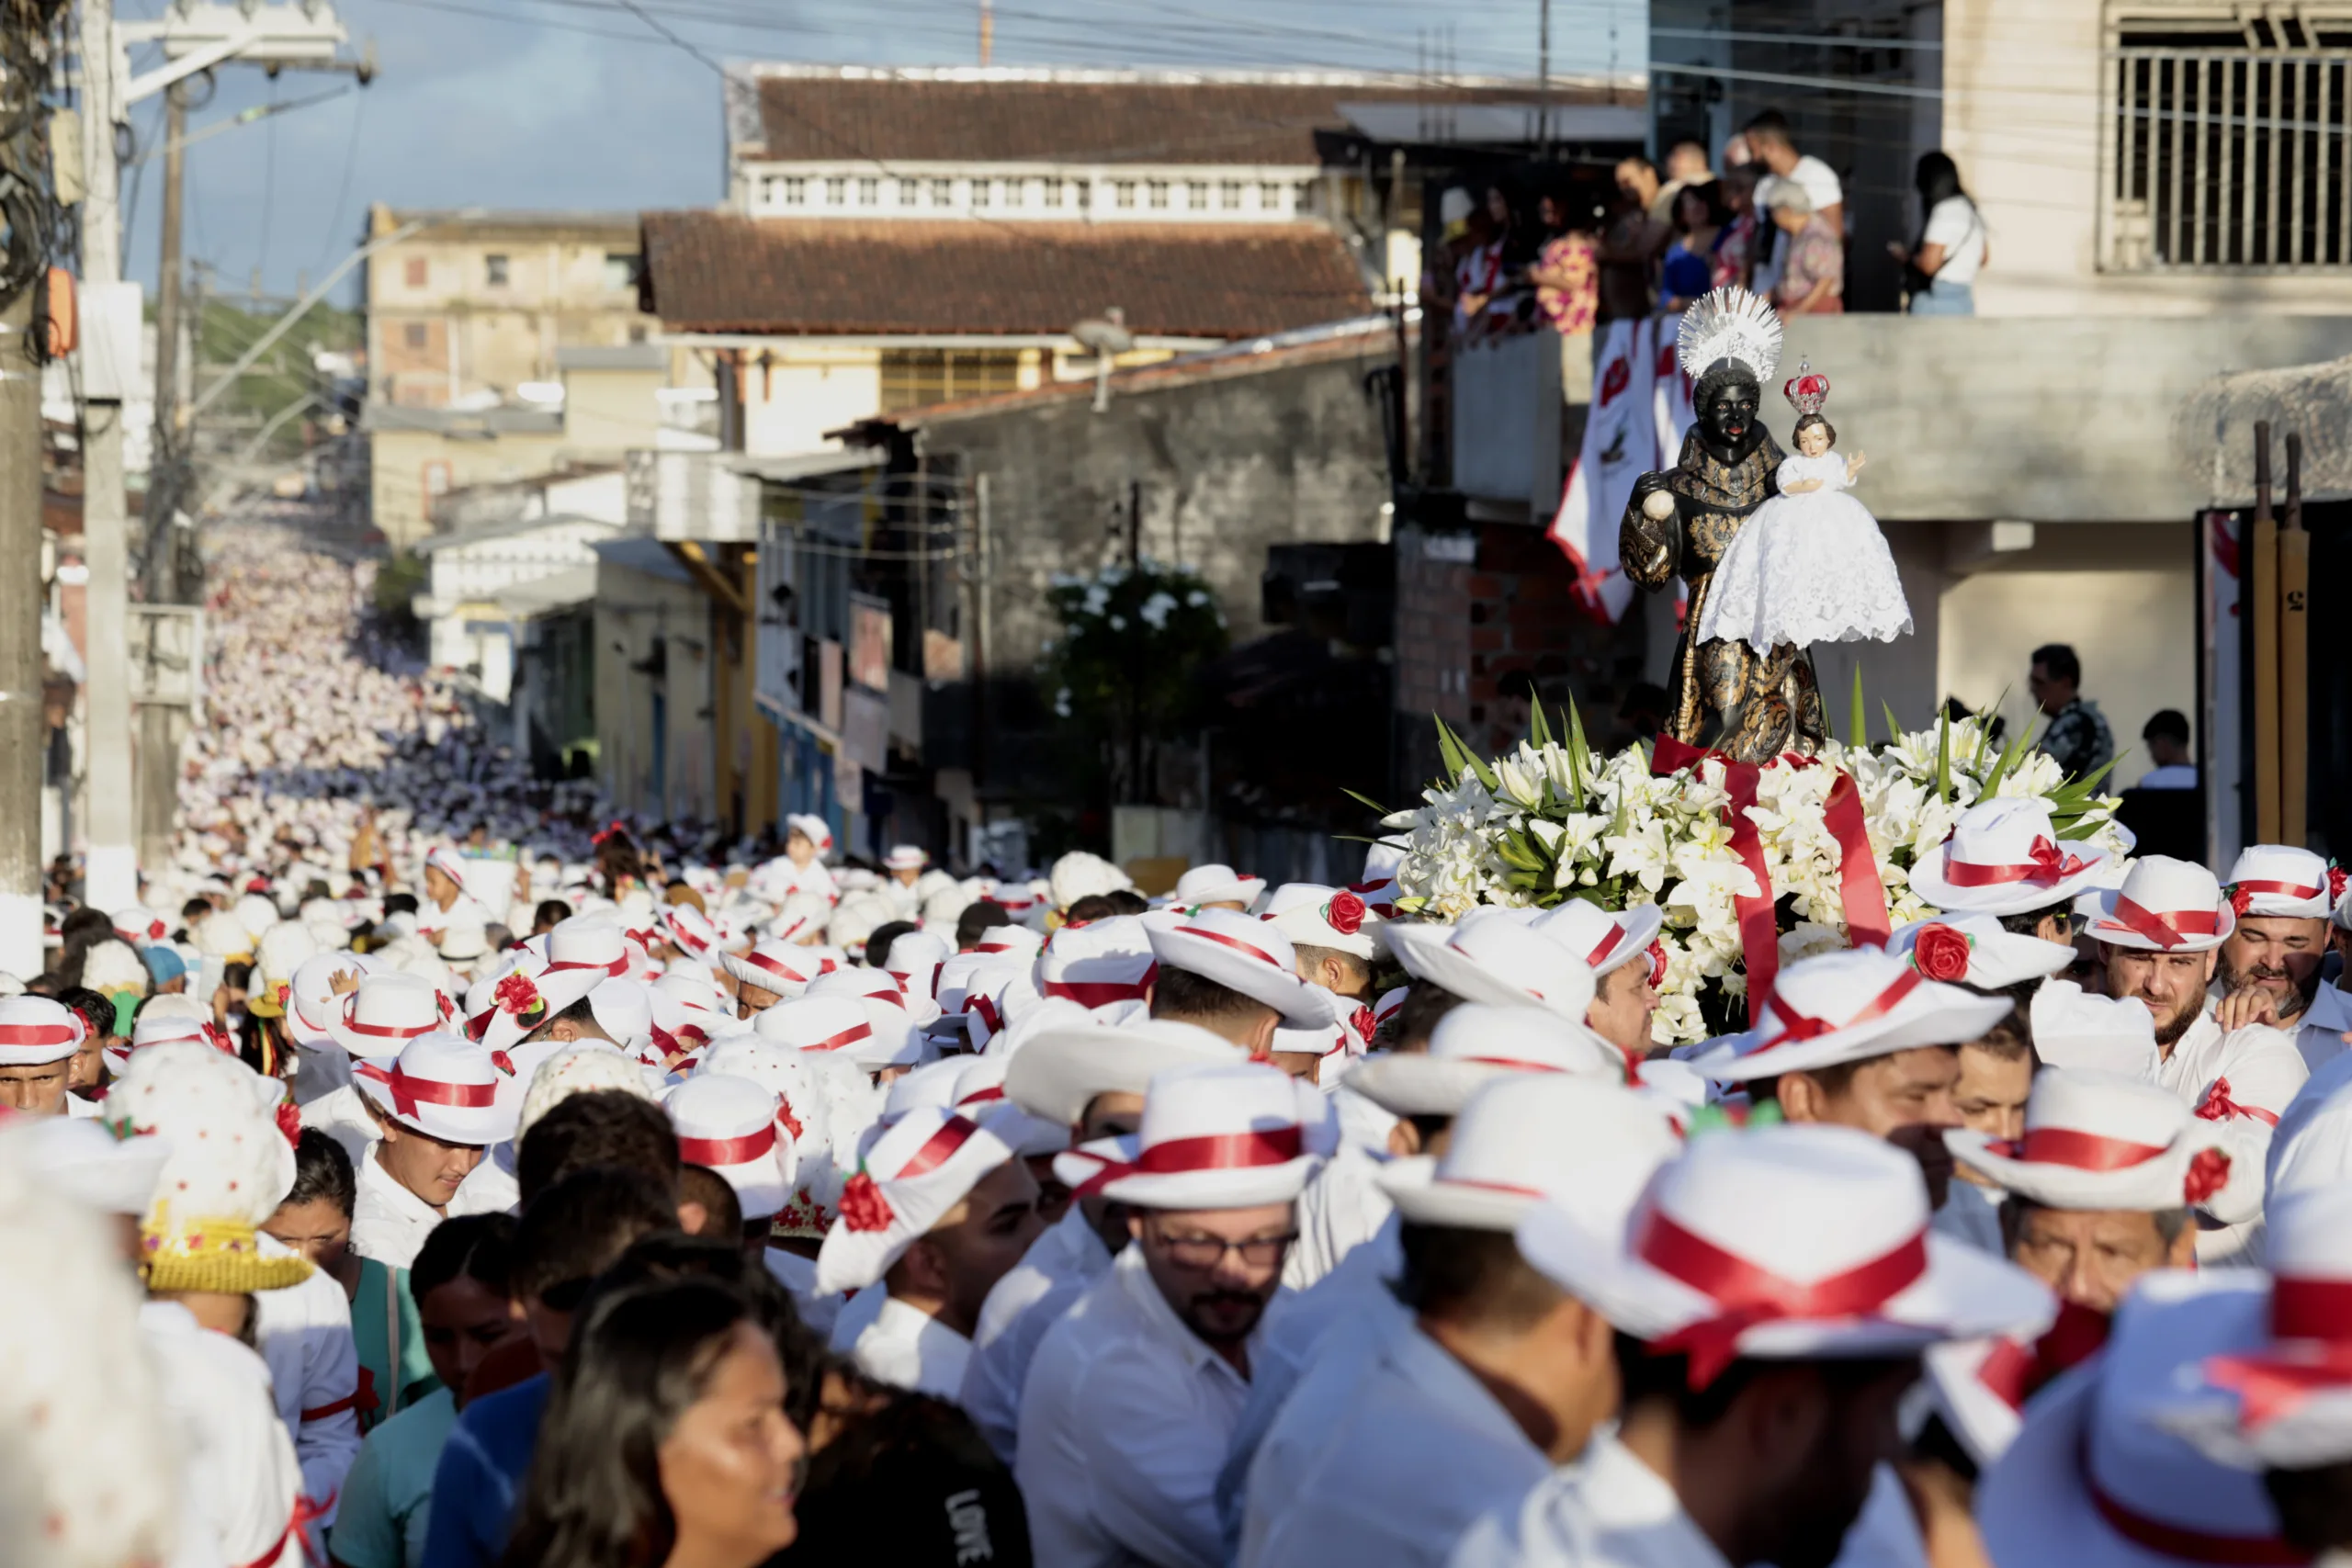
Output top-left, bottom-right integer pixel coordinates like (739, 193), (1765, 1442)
(2105, 46), (2352, 270)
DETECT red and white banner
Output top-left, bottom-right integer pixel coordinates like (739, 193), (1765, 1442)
(1653, 310), (1696, 466)
(1546, 317), (1657, 624)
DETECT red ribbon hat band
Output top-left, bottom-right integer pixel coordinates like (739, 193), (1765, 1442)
(899, 1115), (980, 1179)
(0, 1022), (77, 1048)
(678, 1123), (778, 1168)
(2108, 897), (2222, 951)
(1636, 1209), (1928, 1387)
(801, 1021), (874, 1053)
(1073, 1124), (1304, 1198)
(1942, 835), (2092, 888)
(1040, 964), (1159, 1009)
(354, 1061), (497, 1121)
(1179, 927), (1287, 969)
(1739, 969), (1923, 1058)
(2270, 1275), (2352, 1340)
(2011, 1126), (2168, 1171)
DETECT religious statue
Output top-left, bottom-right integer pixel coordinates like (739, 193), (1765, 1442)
(1620, 288), (1826, 763)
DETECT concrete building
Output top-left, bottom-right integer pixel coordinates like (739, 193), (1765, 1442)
(594, 536), (719, 826)
(1408, 0), (2352, 857)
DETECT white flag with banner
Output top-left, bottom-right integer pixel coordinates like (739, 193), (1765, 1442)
(1546, 316), (1658, 624)
(1652, 310), (1696, 465)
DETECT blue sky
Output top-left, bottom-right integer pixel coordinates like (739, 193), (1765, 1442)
(114, 0), (1646, 304)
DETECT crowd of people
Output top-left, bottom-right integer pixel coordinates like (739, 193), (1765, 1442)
(1438, 107), (1989, 354)
(9, 521), (2352, 1568)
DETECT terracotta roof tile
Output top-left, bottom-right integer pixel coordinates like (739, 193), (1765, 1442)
(639, 215), (1373, 338)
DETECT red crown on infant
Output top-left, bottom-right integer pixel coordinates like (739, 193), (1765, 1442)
(1782, 359), (1831, 418)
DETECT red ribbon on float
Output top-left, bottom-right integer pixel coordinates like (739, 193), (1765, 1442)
(1652, 737), (1892, 1024)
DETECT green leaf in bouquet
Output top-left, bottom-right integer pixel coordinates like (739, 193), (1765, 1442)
(1529, 701), (1554, 750)
(1433, 716), (1472, 782)
(1566, 699), (1591, 810)
(1934, 708), (1952, 803)
(1883, 701), (1904, 754)
(2068, 751), (2125, 797)
(1340, 788), (1393, 817)
(1849, 665), (1867, 750)
(1979, 713), (2040, 798)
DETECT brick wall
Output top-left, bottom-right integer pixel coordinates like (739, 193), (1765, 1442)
(1394, 520), (1655, 795)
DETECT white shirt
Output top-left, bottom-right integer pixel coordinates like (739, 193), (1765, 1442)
(2137, 762), (2199, 792)
(2294, 982), (2352, 1074)
(2267, 1046), (2352, 1200)
(1919, 196), (1984, 286)
(447, 1140), (520, 1217)
(1017, 1244), (1273, 1568)
(350, 1147), (446, 1269)
(2157, 1008), (2307, 1266)
(251, 1233), (362, 1524)
(850, 1292), (974, 1402)
(1244, 1317), (1547, 1568)
(1930, 1178), (2007, 1256)
(145, 1302), (306, 1568)
(963, 1204), (1116, 1464)
(826, 1280), (888, 1355)
(1779, 154), (1845, 217)
(1218, 1216), (1407, 1554)
(763, 1247), (842, 1340)
(300, 1082), (376, 1170)
(290, 1040), (354, 1107)
(1451, 1427), (1730, 1568)
(1828, 1466), (1932, 1568)
(1282, 1140), (1392, 1292)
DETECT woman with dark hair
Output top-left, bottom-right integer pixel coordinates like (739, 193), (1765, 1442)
(1662, 180), (1728, 311)
(1889, 150), (1986, 315)
(501, 1278), (805, 1568)
(264, 1129), (436, 1429)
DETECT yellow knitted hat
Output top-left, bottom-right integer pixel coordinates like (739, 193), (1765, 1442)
(141, 1202), (313, 1293)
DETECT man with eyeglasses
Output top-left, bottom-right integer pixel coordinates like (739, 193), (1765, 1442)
(1016, 1062), (1321, 1568)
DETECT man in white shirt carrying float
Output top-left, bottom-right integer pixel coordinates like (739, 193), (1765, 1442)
(1453, 1124), (2053, 1568)
(1017, 1060), (1322, 1568)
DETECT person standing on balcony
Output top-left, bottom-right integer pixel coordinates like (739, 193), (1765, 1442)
(1528, 191), (1599, 402)
(1650, 138), (1713, 224)
(1745, 109), (1845, 237)
(1713, 165), (1762, 290)
(1891, 152), (1988, 316)
(1661, 183), (1726, 313)
(2030, 643), (2115, 781)
(1596, 159), (1668, 325)
(1766, 183), (1844, 316)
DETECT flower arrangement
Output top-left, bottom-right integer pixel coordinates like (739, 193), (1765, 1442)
(1375, 699), (2129, 1043)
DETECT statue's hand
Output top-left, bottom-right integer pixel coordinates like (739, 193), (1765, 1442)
(1632, 469), (1674, 501)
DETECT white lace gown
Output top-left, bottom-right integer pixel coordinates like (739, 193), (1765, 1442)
(1696, 450), (1913, 652)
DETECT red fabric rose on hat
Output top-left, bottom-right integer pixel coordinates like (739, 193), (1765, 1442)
(1349, 1005), (1377, 1044)
(2333, 864), (2349, 903)
(775, 1098), (805, 1142)
(1909, 923), (1974, 985)
(274, 1098), (302, 1148)
(2228, 885), (2254, 918)
(495, 972), (544, 1018)
(838, 1171), (894, 1234)
(1325, 890), (1367, 936)
(1645, 940), (1669, 989)
(2183, 1147), (2232, 1206)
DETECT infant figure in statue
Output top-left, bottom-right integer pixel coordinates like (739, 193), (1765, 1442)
(1695, 362), (1913, 654)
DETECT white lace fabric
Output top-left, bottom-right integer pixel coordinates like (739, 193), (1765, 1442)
(1695, 450), (1914, 652)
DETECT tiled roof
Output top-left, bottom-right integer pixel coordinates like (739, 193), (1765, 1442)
(747, 73), (1594, 165)
(638, 215), (1374, 339)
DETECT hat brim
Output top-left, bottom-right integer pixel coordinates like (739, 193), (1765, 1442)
(1690, 989), (2015, 1082)
(2154, 1359), (2352, 1471)
(1979, 1361), (2166, 1568)
(325, 1018), (438, 1057)
(1384, 923), (1572, 1017)
(353, 1068), (509, 1147)
(1058, 1131), (1318, 1209)
(1379, 1156), (1534, 1232)
(1924, 1337), (2028, 1472)
(1151, 929), (1333, 1027)
(1006, 1025), (1246, 1126)
(706, 1155), (795, 1220)
(1343, 1055), (1522, 1117)
(1589, 905), (1667, 976)
(1944, 1129), (2216, 1213)
(1538, 1206), (2057, 1359)
(1908, 850), (2111, 916)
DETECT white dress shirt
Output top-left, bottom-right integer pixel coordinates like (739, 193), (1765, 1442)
(1282, 1140), (1393, 1292)
(2294, 982), (2352, 1074)
(1017, 1244), (1273, 1568)
(1217, 1217), (1407, 1554)
(763, 1247), (843, 1340)
(826, 1279), (888, 1354)
(350, 1148), (447, 1270)
(1826, 1466), (1932, 1568)
(2267, 1046), (2352, 1199)
(299, 1082), (377, 1170)
(290, 1039), (354, 1108)
(2156, 1008), (2307, 1266)
(251, 1234), (362, 1525)
(963, 1205), (1116, 1463)
(850, 1293), (975, 1401)
(1451, 1428), (1731, 1568)
(447, 1140), (520, 1217)
(1244, 1318), (1549, 1568)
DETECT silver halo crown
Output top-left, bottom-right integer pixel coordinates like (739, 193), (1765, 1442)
(1676, 287), (1784, 387)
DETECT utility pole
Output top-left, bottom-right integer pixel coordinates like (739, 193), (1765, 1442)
(0, 0), (59, 981)
(78, 0), (141, 914)
(978, 0), (991, 64)
(135, 76), (188, 873)
(1537, 0), (1552, 153)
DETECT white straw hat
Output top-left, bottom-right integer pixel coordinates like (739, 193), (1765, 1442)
(1345, 1002), (1619, 1117)
(1888, 912), (2074, 991)
(0, 997), (85, 1066)
(1261, 883), (1384, 962)
(1146, 908), (1333, 1027)
(353, 1032), (512, 1146)
(1378, 1074), (1679, 1234)
(1171, 863), (1264, 908)
(1037, 916), (1159, 1010)
(2222, 844), (2340, 920)
(1906, 798), (2112, 916)
(326, 971), (449, 1057)
(1690, 948), (2012, 1082)
(667, 1071), (797, 1219)
(753, 994), (881, 1058)
(814, 1108), (1014, 1295)
(1384, 908), (1599, 1023)
(1530, 1122), (2055, 1387)
(1051, 1059), (1323, 1211)
(1946, 1068), (2241, 1215)
(2029, 981), (2161, 1080)
(2083, 856), (2236, 954)
(722, 940), (829, 998)
(1528, 899), (1666, 979)
(1002, 1017), (1244, 1126)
